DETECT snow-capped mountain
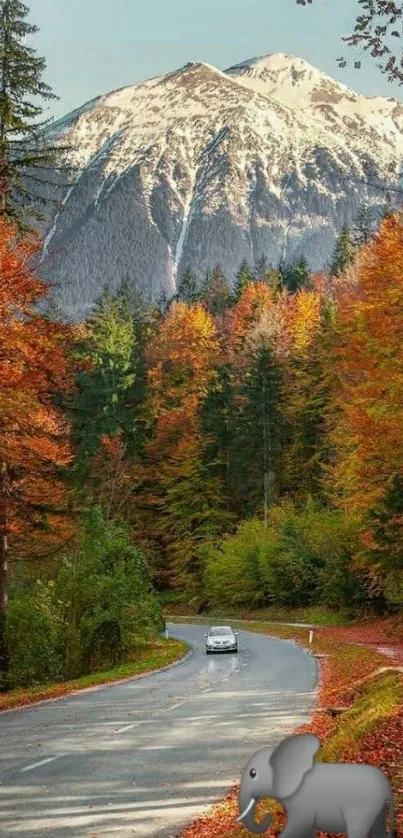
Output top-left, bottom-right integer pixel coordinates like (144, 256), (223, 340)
(226, 53), (403, 151)
(37, 53), (403, 321)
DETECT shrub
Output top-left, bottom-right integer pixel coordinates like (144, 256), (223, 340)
(55, 506), (163, 678)
(203, 499), (363, 611)
(203, 518), (269, 608)
(5, 506), (164, 688)
(6, 580), (64, 687)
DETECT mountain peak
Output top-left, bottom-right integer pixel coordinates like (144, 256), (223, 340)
(39, 51), (403, 321)
(168, 60), (226, 78)
(225, 52), (321, 77)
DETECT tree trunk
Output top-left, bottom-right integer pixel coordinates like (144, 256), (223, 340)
(0, 461), (9, 689)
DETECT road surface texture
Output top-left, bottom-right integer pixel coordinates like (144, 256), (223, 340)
(0, 623), (317, 838)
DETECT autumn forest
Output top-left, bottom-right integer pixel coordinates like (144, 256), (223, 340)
(0, 198), (402, 691)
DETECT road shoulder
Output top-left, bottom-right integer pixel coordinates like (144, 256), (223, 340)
(0, 637), (191, 714)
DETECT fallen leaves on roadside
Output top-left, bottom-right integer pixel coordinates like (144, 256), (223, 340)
(180, 620), (403, 838)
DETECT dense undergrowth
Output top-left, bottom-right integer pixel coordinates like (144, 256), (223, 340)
(5, 507), (165, 692)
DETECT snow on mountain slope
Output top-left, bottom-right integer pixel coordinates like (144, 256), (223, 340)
(37, 55), (403, 321)
(225, 53), (403, 158)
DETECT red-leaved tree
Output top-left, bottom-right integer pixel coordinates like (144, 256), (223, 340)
(0, 218), (76, 684)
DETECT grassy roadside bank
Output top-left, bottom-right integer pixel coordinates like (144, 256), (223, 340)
(164, 602), (353, 626)
(0, 637), (190, 712)
(175, 615), (403, 838)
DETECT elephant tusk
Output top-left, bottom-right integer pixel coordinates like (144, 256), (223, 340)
(236, 797), (256, 822)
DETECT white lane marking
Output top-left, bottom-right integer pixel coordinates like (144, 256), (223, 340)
(115, 722), (142, 734)
(166, 702), (183, 710)
(21, 756), (60, 773)
(202, 688), (212, 692)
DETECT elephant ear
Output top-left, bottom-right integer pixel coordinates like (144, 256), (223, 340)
(269, 734), (320, 799)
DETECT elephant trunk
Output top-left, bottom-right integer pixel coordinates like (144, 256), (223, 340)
(236, 792), (272, 834)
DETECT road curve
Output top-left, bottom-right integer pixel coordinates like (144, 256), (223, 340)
(0, 623), (317, 838)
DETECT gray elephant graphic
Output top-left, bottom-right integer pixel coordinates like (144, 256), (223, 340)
(236, 733), (396, 838)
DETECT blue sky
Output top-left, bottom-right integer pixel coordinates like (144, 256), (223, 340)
(30, 0), (403, 120)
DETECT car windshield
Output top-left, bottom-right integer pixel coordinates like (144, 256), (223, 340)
(209, 627), (232, 636)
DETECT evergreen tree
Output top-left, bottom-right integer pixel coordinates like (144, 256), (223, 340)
(266, 266), (282, 295)
(329, 224), (356, 276)
(120, 286), (155, 458)
(280, 256), (311, 293)
(254, 255), (269, 283)
(69, 292), (137, 483)
(199, 267), (210, 300)
(351, 206), (375, 247)
(233, 259), (254, 301)
(155, 288), (174, 314)
(155, 435), (232, 593)
(198, 364), (234, 502)
(368, 475), (403, 581)
(176, 268), (199, 304)
(0, 0), (74, 229)
(284, 302), (334, 502)
(232, 342), (285, 524)
(201, 264), (232, 317)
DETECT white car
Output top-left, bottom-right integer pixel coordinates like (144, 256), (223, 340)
(205, 625), (239, 654)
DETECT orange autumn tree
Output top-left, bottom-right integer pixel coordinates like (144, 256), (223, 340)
(139, 301), (230, 591)
(0, 218), (75, 683)
(224, 281), (284, 362)
(327, 212), (403, 599)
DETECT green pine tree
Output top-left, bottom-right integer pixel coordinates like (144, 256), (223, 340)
(201, 264), (232, 317)
(120, 285), (155, 458)
(69, 292), (138, 482)
(0, 0), (74, 229)
(155, 288), (174, 314)
(280, 256), (311, 293)
(232, 342), (286, 524)
(155, 435), (233, 593)
(176, 268), (199, 303)
(233, 259), (254, 301)
(351, 206), (374, 247)
(368, 475), (403, 582)
(198, 364), (234, 503)
(254, 255), (269, 283)
(329, 224), (356, 276)
(284, 305), (334, 503)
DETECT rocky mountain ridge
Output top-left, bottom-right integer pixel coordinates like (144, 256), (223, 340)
(37, 53), (403, 320)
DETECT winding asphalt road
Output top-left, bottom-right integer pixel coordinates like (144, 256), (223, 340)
(0, 623), (318, 837)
